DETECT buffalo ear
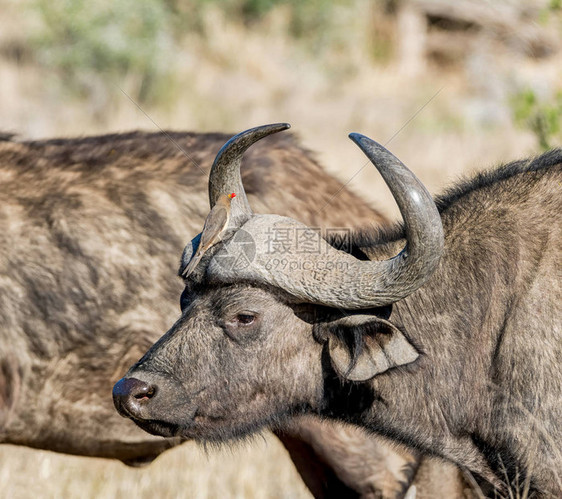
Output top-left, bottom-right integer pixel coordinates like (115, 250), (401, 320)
(327, 315), (419, 382)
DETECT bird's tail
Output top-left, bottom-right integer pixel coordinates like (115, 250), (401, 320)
(181, 251), (203, 279)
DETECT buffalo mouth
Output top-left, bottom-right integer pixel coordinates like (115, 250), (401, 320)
(129, 417), (183, 439)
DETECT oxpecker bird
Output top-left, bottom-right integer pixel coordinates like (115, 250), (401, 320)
(181, 193), (236, 278)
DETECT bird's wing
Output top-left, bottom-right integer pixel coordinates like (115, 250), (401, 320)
(199, 205), (228, 249)
(181, 205), (229, 278)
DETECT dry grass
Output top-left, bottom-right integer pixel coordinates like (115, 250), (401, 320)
(0, 435), (311, 499)
(0, 0), (561, 497)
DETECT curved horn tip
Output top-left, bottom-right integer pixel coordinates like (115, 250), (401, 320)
(208, 122), (291, 211)
(348, 133), (386, 155)
(220, 123), (291, 152)
(349, 133), (408, 171)
(248, 122), (290, 134)
(259, 122), (291, 135)
(348, 132), (367, 144)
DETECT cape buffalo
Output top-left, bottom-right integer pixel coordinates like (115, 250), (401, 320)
(114, 124), (562, 497)
(0, 130), (465, 497)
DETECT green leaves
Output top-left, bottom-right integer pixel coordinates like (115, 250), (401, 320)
(511, 88), (562, 150)
(32, 0), (174, 103)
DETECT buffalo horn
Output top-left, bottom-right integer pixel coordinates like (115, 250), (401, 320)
(208, 123), (290, 220)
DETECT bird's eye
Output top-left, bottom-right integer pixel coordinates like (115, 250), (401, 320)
(236, 313), (255, 326)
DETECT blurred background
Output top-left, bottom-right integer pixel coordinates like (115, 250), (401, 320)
(0, 0), (560, 497)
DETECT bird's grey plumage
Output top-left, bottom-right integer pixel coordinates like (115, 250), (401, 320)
(181, 193), (234, 278)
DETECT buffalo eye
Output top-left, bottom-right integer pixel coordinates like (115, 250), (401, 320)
(223, 312), (260, 342)
(236, 313), (255, 326)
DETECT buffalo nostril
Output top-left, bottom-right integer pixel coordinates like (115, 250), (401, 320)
(134, 384), (156, 400)
(113, 377), (158, 418)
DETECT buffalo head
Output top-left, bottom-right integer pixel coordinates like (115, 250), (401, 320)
(113, 124), (443, 441)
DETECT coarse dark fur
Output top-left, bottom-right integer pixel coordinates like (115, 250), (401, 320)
(0, 131), (465, 497)
(117, 148), (562, 497)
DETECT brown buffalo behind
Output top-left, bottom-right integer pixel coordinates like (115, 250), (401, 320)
(0, 131), (466, 497)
